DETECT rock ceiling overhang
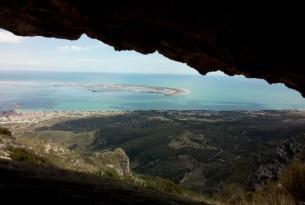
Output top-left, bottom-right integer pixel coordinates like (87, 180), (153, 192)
(1, 1), (304, 96)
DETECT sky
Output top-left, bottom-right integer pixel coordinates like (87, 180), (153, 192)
(0, 28), (216, 75)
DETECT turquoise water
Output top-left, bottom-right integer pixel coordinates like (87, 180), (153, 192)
(0, 71), (305, 111)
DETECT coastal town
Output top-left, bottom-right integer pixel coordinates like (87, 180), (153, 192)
(0, 110), (126, 127)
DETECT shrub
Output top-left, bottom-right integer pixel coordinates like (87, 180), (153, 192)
(9, 148), (49, 166)
(104, 169), (120, 179)
(213, 183), (251, 205)
(94, 168), (121, 179)
(252, 183), (295, 205)
(280, 160), (305, 202)
(0, 127), (12, 136)
(139, 175), (184, 194)
(212, 182), (295, 205)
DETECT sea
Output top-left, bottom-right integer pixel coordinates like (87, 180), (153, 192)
(0, 71), (305, 111)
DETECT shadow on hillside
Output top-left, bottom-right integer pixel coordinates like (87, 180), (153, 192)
(0, 159), (209, 205)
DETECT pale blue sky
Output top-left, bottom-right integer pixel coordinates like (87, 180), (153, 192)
(0, 28), (210, 75)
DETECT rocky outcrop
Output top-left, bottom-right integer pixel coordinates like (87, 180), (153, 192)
(0, 134), (13, 160)
(0, 129), (23, 160)
(180, 167), (207, 190)
(1, 129), (132, 177)
(1, 2), (305, 96)
(248, 135), (305, 190)
(35, 142), (132, 177)
(95, 148), (132, 177)
(169, 131), (217, 150)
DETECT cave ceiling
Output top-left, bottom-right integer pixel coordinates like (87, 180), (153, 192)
(0, 1), (304, 95)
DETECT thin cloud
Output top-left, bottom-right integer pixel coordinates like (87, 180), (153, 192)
(0, 30), (24, 43)
(58, 45), (87, 52)
(207, 71), (225, 76)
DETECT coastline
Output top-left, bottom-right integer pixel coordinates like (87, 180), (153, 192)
(2, 109), (305, 127)
(0, 110), (126, 126)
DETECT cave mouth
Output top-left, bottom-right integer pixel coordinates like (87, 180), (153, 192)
(1, 3), (305, 204)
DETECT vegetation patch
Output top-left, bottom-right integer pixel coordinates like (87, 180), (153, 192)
(211, 160), (305, 204)
(0, 127), (12, 137)
(9, 148), (50, 166)
(280, 160), (305, 202)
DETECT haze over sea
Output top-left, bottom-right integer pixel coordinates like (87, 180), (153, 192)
(0, 70), (305, 111)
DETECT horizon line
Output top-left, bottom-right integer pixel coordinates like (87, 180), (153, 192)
(0, 69), (205, 76)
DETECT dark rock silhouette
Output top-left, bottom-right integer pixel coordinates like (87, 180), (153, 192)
(1, 2), (305, 95)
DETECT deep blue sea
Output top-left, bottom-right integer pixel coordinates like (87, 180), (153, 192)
(0, 71), (305, 111)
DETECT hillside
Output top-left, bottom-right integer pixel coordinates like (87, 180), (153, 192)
(0, 130), (210, 205)
(2, 110), (305, 204)
(19, 110), (305, 193)
(0, 159), (208, 205)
